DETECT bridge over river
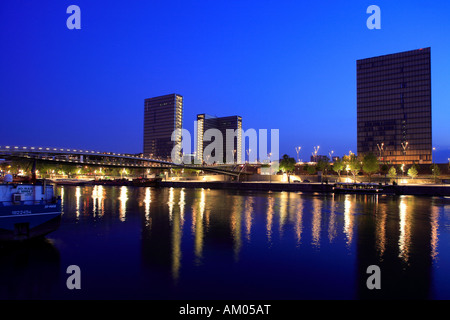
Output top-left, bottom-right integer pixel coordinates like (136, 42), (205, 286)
(0, 145), (252, 178)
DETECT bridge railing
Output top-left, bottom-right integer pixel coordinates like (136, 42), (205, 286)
(0, 145), (251, 177)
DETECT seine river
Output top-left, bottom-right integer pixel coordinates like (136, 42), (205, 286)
(1, 185), (450, 300)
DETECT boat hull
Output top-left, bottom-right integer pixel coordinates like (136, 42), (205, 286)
(333, 188), (381, 195)
(0, 201), (62, 241)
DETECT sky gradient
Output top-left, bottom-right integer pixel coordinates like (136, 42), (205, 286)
(1, 1), (449, 162)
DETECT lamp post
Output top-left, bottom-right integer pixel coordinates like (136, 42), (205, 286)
(401, 163), (405, 179)
(295, 146), (301, 163)
(268, 152), (272, 183)
(329, 150), (334, 163)
(313, 146), (320, 162)
(401, 141), (409, 163)
(377, 143), (384, 162)
(432, 147), (436, 164)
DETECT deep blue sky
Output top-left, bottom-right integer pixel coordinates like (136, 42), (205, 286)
(1, 1), (449, 162)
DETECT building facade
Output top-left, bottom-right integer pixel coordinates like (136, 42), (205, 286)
(196, 114), (242, 164)
(357, 48), (432, 164)
(143, 94), (183, 160)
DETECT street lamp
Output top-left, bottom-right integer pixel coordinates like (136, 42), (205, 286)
(377, 143), (384, 162)
(295, 146), (301, 163)
(432, 147), (436, 164)
(401, 141), (409, 162)
(313, 146), (320, 162)
(329, 150), (334, 162)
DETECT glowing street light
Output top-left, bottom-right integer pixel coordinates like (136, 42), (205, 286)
(313, 146), (320, 162)
(329, 150), (334, 162)
(401, 141), (409, 162)
(295, 146), (301, 163)
(377, 143), (384, 161)
(432, 147), (436, 164)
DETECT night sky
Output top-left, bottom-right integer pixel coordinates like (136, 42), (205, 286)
(1, 1), (449, 162)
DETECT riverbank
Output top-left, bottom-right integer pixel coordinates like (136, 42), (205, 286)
(51, 178), (450, 197)
(161, 180), (332, 193)
(159, 180), (450, 197)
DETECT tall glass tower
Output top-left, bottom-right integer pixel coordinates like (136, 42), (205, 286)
(357, 48), (432, 164)
(144, 94), (183, 160)
(196, 114), (242, 164)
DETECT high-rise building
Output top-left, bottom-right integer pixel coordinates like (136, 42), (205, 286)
(357, 48), (432, 164)
(143, 94), (183, 160)
(196, 114), (242, 164)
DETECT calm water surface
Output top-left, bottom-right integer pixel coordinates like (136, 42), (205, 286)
(1, 185), (450, 299)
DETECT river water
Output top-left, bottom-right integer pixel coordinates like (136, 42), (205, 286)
(1, 185), (450, 300)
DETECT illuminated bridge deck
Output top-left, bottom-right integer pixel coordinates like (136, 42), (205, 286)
(0, 145), (252, 177)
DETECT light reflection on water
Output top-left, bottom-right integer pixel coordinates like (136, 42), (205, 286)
(1, 185), (450, 300)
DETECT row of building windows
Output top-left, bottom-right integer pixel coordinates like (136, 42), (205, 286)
(357, 114), (431, 124)
(358, 51), (429, 63)
(357, 131), (430, 138)
(357, 52), (430, 69)
(357, 126), (430, 132)
(358, 138), (432, 146)
(356, 85), (431, 97)
(358, 111), (431, 119)
(358, 126), (432, 134)
(358, 136), (432, 144)
(356, 77), (431, 93)
(357, 70), (430, 83)
(358, 72), (430, 82)
(358, 95), (431, 104)
(358, 57), (429, 68)
(357, 64), (430, 76)
(357, 118), (431, 125)
(358, 118), (430, 125)
(357, 82), (431, 94)
(357, 85), (431, 96)
(358, 147), (432, 156)
(358, 98), (431, 106)
(358, 108), (431, 116)
(357, 58), (430, 68)
(358, 110), (431, 117)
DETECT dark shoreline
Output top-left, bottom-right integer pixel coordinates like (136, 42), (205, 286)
(52, 179), (450, 197)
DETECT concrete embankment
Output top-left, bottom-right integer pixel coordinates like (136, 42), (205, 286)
(159, 181), (450, 197)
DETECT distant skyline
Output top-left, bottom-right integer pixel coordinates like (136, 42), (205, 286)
(1, 1), (449, 162)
